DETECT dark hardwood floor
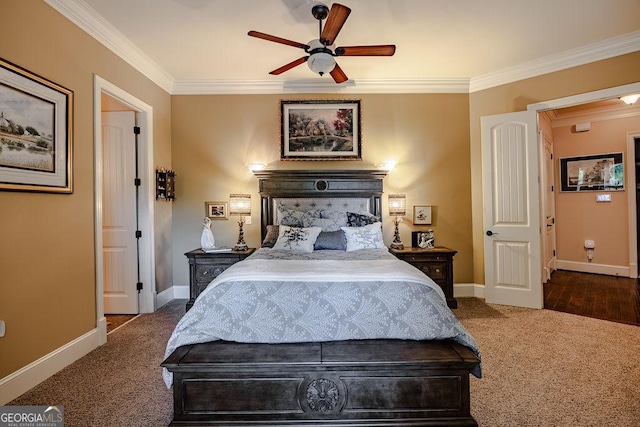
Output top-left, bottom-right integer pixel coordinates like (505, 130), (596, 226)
(544, 270), (640, 326)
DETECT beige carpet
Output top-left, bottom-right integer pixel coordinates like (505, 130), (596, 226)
(10, 298), (640, 426)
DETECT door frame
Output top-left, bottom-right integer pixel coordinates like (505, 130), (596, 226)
(527, 82), (640, 280)
(481, 81), (640, 308)
(627, 131), (640, 278)
(94, 75), (155, 344)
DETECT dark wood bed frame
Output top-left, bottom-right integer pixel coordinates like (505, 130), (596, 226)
(162, 170), (480, 426)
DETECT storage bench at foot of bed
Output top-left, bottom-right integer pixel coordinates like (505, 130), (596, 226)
(162, 339), (479, 426)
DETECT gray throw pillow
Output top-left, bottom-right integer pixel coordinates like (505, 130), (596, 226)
(314, 230), (347, 250)
(262, 225), (279, 248)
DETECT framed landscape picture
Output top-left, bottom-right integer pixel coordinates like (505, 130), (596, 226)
(559, 152), (623, 192)
(0, 58), (73, 193)
(280, 99), (361, 160)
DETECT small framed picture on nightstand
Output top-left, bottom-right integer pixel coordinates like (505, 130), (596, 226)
(413, 205), (432, 225)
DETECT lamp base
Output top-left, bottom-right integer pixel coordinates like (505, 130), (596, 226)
(390, 241), (404, 250)
(233, 243), (248, 252)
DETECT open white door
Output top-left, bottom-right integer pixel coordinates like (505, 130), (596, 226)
(481, 111), (543, 309)
(102, 111), (139, 314)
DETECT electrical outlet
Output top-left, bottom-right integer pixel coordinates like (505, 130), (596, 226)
(0, 320), (5, 337)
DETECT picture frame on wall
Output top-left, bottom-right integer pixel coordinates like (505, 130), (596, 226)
(0, 57), (74, 193)
(280, 99), (361, 160)
(413, 205), (432, 225)
(205, 201), (228, 219)
(559, 152), (624, 192)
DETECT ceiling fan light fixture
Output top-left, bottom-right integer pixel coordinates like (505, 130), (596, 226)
(620, 94), (640, 105)
(307, 52), (335, 75)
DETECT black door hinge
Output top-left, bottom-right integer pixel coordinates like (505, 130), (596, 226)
(553, 250), (556, 256)
(133, 126), (140, 135)
(135, 230), (142, 239)
(136, 282), (143, 291)
(134, 178), (141, 186)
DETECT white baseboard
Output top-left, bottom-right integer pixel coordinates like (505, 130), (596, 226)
(0, 329), (101, 405)
(454, 283), (485, 298)
(156, 285), (189, 308)
(556, 260), (631, 277)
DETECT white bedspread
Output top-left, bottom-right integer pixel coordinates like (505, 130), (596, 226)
(163, 249), (480, 387)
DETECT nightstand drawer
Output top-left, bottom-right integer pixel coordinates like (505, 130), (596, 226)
(195, 263), (233, 284)
(405, 254), (447, 263)
(413, 262), (447, 280)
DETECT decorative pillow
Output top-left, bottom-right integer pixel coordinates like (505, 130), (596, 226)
(261, 225), (279, 248)
(273, 226), (322, 252)
(320, 210), (348, 228)
(278, 208), (322, 227)
(303, 216), (343, 232)
(314, 230), (347, 250)
(341, 222), (386, 251)
(347, 212), (381, 227)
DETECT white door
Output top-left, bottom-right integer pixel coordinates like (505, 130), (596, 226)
(481, 111), (543, 309)
(102, 111), (139, 314)
(539, 129), (556, 282)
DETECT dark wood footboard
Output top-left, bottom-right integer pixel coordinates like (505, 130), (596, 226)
(162, 339), (479, 426)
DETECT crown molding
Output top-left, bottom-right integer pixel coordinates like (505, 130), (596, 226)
(44, 0), (174, 93)
(550, 102), (640, 128)
(469, 30), (640, 93)
(171, 78), (470, 95)
(46, 0), (640, 95)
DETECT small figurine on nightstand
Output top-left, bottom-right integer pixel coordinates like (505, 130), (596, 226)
(200, 217), (216, 251)
(419, 229), (435, 249)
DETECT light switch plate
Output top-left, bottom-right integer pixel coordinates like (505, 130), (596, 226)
(0, 320), (5, 337)
(596, 194), (611, 202)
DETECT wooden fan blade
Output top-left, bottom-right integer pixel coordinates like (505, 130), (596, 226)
(269, 57), (308, 75)
(248, 31), (310, 50)
(320, 3), (351, 45)
(330, 63), (348, 84)
(335, 45), (396, 56)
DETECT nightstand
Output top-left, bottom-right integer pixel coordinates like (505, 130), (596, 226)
(389, 246), (458, 309)
(184, 248), (256, 311)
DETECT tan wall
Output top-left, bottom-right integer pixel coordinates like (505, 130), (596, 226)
(171, 94), (473, 285)
(554, 116), (640, 266)
(0, 1), (172, 379)
(469, 52), (640, 284)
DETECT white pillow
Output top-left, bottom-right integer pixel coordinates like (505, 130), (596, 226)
(273, 225), (322, 252)
(341, 222), (386, 251)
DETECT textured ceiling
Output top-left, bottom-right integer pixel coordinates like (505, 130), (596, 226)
(52, 0), (640, 93)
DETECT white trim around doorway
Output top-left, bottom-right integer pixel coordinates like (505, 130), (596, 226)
(93, 75), (156, 345)
(528, 81), (640, 280)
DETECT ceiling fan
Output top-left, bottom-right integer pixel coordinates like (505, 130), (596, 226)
(248, 3), (396, 84)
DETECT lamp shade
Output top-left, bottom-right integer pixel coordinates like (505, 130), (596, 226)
(229, 194), (251, 216)
(388, 194), (406, 216)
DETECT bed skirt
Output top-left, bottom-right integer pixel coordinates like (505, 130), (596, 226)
(162, 339), (480, 426)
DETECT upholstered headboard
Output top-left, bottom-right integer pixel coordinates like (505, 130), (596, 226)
(254, 170), (387, 240)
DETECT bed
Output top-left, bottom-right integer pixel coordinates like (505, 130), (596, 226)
(162, 169), (481, 426)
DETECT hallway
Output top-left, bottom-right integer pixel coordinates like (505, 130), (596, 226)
(544, 270), (640, 326)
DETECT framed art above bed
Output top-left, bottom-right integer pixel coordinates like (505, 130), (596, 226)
(280, 100), (361, 160)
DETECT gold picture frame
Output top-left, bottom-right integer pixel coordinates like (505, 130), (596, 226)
(0, 57), (73, 193)
(205, 201), (228, 219)
(280, 99), (361, 160)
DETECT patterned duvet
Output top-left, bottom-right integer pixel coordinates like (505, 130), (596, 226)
(163, 248), (481, 387)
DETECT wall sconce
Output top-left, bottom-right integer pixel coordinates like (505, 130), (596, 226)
(229, 193), (251, 251)
(620, 94), (640, 105)
(388, 194), (406, 250)
(248, 163), (266, 172)
(377, 161), (396, 171)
